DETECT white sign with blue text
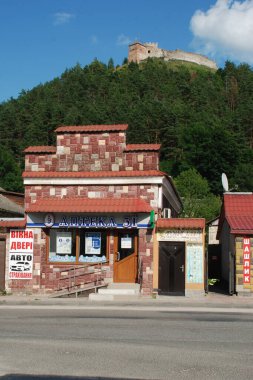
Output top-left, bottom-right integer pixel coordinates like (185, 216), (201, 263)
(27, 213), (151, 229)
(85, 232), (101, 255)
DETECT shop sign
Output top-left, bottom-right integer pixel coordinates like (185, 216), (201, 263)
(186, 244), (203, 283)
(58, 215), (137, 229)
(157, 230), (202, 243)
(9, 229), (34, 280)
(243, 238), (251, 284)
(27, 213), (152, 229)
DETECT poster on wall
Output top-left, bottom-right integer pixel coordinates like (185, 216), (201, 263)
(85, 232), (101, 255)
(9, 229), (34, 280)
(121, 237), (132, 249)
(186, 244), (203, 283)
(56, 232), (72, 254)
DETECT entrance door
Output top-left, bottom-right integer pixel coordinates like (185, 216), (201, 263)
(114, 231), (138, 283)
(0, 237), (6, 291)
(158, 241), (185, 295)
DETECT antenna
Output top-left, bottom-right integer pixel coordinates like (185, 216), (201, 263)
(221, 173), (229, 192)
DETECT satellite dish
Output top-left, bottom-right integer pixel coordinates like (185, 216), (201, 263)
(221, 173), (229, 192)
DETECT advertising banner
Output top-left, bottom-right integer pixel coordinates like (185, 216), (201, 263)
(243, 238), (251, 284)
(9, 230), (34, 280)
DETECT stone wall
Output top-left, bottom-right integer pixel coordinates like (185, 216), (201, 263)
(128, 42), (217, 70)
(25, 184), (159, 210)
(25, 131), (159, 173)
(138, 228), (154, 295)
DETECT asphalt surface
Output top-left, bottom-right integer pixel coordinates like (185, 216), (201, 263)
(0, 293), (253, 379)
(1, 291), (253, 311)
(0, 308), (253, 380)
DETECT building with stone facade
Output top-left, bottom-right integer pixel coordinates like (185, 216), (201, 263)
(217, 193), (253, 295)
(0, 124), (206, 297)
(128, 41), (218, 70)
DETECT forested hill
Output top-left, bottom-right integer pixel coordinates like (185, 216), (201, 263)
(0, 58), (252, 219)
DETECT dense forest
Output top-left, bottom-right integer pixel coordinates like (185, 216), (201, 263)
(0, 58), (252, 219)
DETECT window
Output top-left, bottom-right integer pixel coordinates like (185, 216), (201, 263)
(49, 229), (76, 263)
(79, 230), (107, 263)
(48, 229), (108, 264)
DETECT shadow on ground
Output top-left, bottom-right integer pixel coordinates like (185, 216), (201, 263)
(208, 279), (230, 295)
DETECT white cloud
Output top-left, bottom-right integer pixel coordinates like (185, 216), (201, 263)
(190, 0), (253, 64)
(117, 34), (132, 46)
(91, 35), (98, 45)
(53, 12), (75, 26)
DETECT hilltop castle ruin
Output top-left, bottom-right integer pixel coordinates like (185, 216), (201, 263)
(128, 41), (217, 70)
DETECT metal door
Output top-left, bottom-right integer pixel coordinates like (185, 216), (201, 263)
(158, 241), (185, 295)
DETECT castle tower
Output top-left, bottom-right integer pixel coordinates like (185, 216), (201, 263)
(128, 42), (148, 63)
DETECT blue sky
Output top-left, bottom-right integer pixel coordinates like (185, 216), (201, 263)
(1, 0), (253, 103)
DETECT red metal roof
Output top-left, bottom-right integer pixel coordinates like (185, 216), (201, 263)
(23, 146), (57, 153)
(22, 170), (165, 178)
(219, 193), (253, 235)
(224, 194), (253, 216)
(125, 144), (161, 151)
(26, 198), (152, 213)
(0, 219), (26, 228)
(156, 218), (205, 229)
(55, 125), (128, 133)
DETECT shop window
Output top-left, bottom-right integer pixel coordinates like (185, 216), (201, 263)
(47, 229), (108, 264)
(49, 229), (76, 263)
(79, 230), (107, 263)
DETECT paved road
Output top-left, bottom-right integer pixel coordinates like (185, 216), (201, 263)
(0, 307), (253, 380)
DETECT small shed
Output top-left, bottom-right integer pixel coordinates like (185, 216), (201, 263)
(217, 193), (253, 295)
(154, 218), (206, 296)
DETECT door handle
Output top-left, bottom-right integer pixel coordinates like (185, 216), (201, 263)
(117, 252), (120, 261)
(180, 265), (184, 272)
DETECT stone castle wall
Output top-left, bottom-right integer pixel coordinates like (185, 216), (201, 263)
(128, 42), (217, 70)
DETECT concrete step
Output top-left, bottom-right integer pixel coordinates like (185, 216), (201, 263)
(89, 282), (140, 301)
(89, 293), (141, 302)
(98, 283), (140, 295)
(108, 283), (140, 290)
(98, 288), (139, 295)
(89, 293), (114, 301)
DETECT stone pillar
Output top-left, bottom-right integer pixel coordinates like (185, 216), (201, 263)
(138, 228), (153, 295)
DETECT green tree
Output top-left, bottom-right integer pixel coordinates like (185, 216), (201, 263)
(0, 145), (23, 192)
(174, 169), (221, 220)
